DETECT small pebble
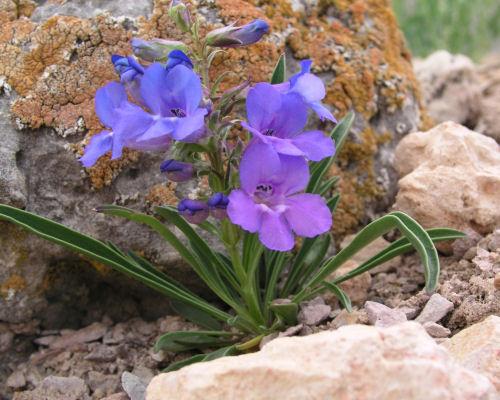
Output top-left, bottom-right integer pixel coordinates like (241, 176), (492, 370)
(423, 322), (451, 338)
(365, 301), (407, 327)
(415, 294), (454, 324)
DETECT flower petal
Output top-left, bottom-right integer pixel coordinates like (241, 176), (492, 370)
(284, 193), (332, 237)
(95, 82), (127, 127)
(310, 101), (337, 123)
(80, 130), (113, 167)
(239, 140), (281, 194)
(271, 93), (308, 138)
(291, 130), (335, 161)
(246, 83), (282, 131)
(111, 106), (155, 158)
(171, 108), (207, 141)
(290, 73), (325, 103)
(258, 210), (295, 251)
(163, 64), (203, 115)
(227, 190), (262, 233)
(140, 63), (169, 115)
(274, 155), (309, 196)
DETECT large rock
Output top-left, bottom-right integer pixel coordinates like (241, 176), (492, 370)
(146, 322), (497, 400)
(0, 0), (425, 323)
(476, 54), (500, 142)
(414, 50), (482, 128)
(443, 315), (500, 390)
(394, 122), (500, 235)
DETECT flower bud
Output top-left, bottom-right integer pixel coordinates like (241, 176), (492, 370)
(111, 55), (144, 83)
(207, 193), (229, 220)
(165, 49), (194, 71)
(169, 0), (191, 33)
(205, 19), (269, 48)
(131, 38), (188, 62)
(178, 199), (209, 224)
(160, 159), (194, 182)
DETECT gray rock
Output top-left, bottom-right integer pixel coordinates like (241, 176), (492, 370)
(13, 376), (89, 400)
(423, 322), (451, 338)
(49, 322), (107, 349)
(121, 371), (146, 400)
(298, 297), (332, 326)
(415, 294), (454, 324)
(31, 0), (153, 21)
(365, 301), (407, 327)
(0, 330), (14, 352)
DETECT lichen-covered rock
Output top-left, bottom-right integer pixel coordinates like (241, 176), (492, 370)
(0, 0), (425, 323)
(394, 122), (500, 235)
(146, 322), (497, 400)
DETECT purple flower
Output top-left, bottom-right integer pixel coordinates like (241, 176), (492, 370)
(207, 193), (229, 220)
(111, 55), (145, 103)
(160, 159), (194, 182)
(241, 83), (335, 161)
(131, 38), (188, 63)
(80, 82), (171, 167)
(227, 142), (332, 251)
(206, 19), (269, 48)
(178, 199), (209, 224)
(275, 60), (337, 123)
(136, 62), (207, 143)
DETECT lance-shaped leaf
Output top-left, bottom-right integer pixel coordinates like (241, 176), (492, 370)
(270, 54), (286, 84)
(154, 330), (237, 353)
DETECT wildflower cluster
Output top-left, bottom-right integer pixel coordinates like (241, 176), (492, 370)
(80, 10), (336, 252)
(0, 0), (461, 372)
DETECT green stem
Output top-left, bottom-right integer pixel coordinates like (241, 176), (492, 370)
(235, 334), (264, 351)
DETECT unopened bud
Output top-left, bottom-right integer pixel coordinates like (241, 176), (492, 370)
(207, 193), (229, 220)
(160, 159), (194, 182)
(111, 55), (144, 83)
(131, 38), (188, 62)
(178, 199), (209, 224)
(206, 19), (269, 48)
(169, 0), (191, 33)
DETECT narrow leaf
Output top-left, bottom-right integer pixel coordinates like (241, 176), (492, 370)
(170, 300), (222, 331)
(270, 54), (286, 84)
(322, 282), (352, 312)
(154, 331), (236, 353)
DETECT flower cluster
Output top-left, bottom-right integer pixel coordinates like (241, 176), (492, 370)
(81, 12), (337, 251)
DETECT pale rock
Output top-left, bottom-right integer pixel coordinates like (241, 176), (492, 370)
(122, 371), (147, 400)
(297, 297), (331, 326)
(397, 306), (419, 320)
(443, 315), (500, 390)
(365, 301), (407, 327)
(13, 376), (89, 400)
(49, 322), (107, 349)
(394, 122), (500, 234)
(324, 260), (372, 306)
(147, 322), (497, 400)
(416, 294), (454, 324)
(102, 394), (129, 400)
(476, 54), (500, 142)
(330, 309), (366, 329)
(414, 51), (481, 127)
(6, 370), (26, 389)
(423, 322), (451, 338)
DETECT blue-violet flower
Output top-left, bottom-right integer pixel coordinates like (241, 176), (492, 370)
(274, 60), (337, 122)
(227, 142), (332, 251)
(241, 83), (335, 161)
(207, 193), (229, 220)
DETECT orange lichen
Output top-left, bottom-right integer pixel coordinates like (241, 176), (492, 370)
(0, 274), (27, 297)
(145, 183), (178, 207)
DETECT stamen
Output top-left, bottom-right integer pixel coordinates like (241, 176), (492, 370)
(170, 108), (187, 117)
(263, 129), (274, 136)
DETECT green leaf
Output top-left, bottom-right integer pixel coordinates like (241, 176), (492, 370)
(154, 331), (236, 353)
(270, 54), (286, 84)
(322, 282), (352, 312)
(269, 301), (298, 325)
(163, 346), (238, 372)
(307, 112), (354, 194)
(332, 228), (465, 286)
(0, 204), (231, 323)
(170, 300), (223, 331)
(293, 211), (442, 302)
